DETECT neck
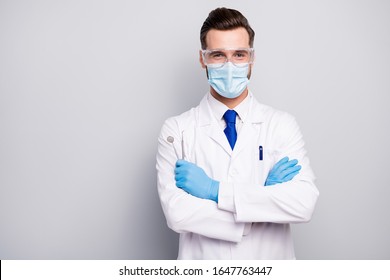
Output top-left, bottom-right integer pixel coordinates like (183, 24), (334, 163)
(210, 87), (248, 109)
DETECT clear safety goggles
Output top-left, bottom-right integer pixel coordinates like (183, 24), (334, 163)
(201, 48), (255, 68)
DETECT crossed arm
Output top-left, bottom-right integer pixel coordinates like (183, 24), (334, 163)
(157, 114), (319, 242)
(175, 157), (302, 202)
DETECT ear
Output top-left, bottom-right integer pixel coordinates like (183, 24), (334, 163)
(199, 50), (206, 69)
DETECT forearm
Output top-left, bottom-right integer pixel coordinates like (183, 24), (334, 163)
(158, 179), (245, 242)
(217, 177), (319, 223)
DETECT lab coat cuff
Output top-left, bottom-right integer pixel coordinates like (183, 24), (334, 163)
(217, 182), (236, 213)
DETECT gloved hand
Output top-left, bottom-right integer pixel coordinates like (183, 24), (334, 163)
(175, 160), (219, 202)
(265, 157), (301, 186)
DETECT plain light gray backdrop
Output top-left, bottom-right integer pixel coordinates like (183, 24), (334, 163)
(0, 0), (389, 259)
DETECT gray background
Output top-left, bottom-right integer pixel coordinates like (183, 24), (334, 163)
(0, 0), (389, 259)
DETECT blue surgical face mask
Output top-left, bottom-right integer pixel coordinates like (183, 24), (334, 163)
(207, 62), (250, 99)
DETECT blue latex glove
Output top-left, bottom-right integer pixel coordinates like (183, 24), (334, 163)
(175, 160), (219, 202)
(265, 157), (301, 186)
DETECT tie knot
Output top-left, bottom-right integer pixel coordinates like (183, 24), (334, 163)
(223, 110), (237, 124)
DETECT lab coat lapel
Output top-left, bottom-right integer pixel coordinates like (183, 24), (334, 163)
(232, 98), (264, 159)
(198, 96), (233, 156)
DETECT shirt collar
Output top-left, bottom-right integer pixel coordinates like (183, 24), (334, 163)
(207, 91), (252, 123)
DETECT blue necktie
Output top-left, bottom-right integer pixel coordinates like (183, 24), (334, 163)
(223, 110), (237, 150)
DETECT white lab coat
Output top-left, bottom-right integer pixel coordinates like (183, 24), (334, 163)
(156, 92), (319, 259)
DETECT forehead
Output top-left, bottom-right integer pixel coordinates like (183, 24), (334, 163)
(205, 27), (250, 50)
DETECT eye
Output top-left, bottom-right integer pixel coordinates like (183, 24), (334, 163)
(234, 51), (249, 59)
(210, 52), (225, 59)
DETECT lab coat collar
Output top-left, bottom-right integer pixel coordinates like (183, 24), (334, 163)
(197, 91), (265, 156)
(199, 90), (265, 126)
(206, 91), (251, 125)
(198, 94), (232, 155)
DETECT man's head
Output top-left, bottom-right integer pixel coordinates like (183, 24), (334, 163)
(199, 8), (255, 107)
(200, 7), (255, 50)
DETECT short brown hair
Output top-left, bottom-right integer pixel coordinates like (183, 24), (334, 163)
(200, 7), (255, 50)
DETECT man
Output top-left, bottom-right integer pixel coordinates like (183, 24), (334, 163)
(156, 7), (319, 259)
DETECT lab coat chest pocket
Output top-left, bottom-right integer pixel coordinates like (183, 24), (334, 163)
(253, 146), (278, 186)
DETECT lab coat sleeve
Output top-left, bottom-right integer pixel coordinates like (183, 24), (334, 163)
(221, 113), (319, 223)
(156, 116), (245, 242)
